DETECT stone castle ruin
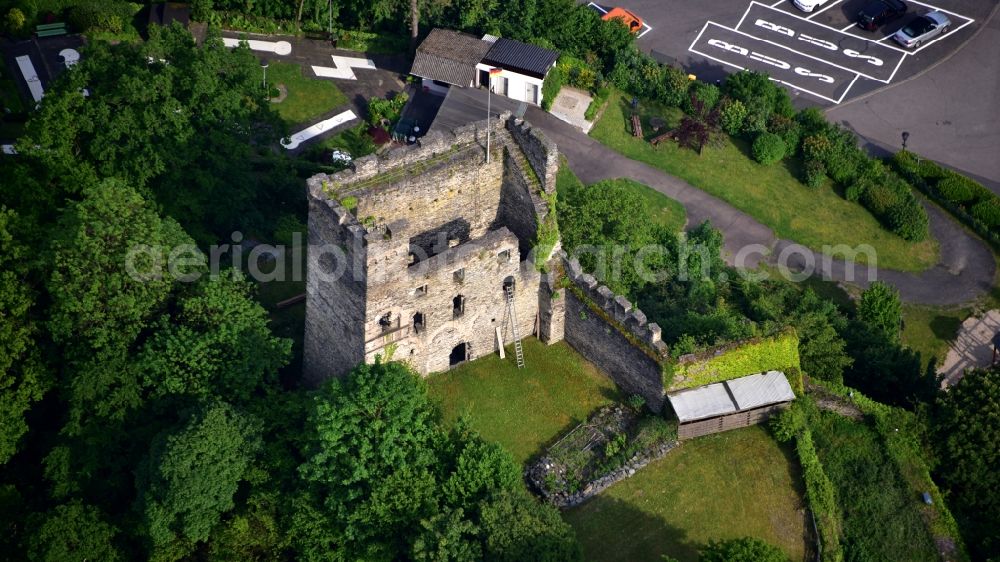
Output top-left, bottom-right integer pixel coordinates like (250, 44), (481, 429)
(302, 114), (675, 412)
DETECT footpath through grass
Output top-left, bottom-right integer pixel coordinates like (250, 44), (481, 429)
(563, 426), (808, 562)
(267, 62), (349, 125)
(590, 91), (938, 272)
(427, 338), (619, 465)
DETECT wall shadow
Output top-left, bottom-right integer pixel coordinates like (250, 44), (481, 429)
(564, 496), (702, 562)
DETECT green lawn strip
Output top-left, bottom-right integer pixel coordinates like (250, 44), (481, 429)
(901, 303), (967, 371)
(267, 62), (349, 125)
(614, 177), (687, 232)
(426, 338), (619, 465)
(809, 410), (938, 561)
(590, 91), (938, 272)
(563, 426), (808, 562)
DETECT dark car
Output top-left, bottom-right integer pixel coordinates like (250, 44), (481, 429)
(857, 0), (907, 31)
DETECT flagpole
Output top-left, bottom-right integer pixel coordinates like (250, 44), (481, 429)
(486, 72), (492, 164)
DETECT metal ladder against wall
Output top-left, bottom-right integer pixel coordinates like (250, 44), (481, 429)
(505, 285), (525, 368)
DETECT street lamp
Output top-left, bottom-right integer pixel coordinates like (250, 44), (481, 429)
(901, 131), (909, 150)
(260, 58), (269, 97)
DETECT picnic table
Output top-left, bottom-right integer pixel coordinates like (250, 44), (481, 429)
(36, 22), (67, 37)
(630, 113), (642, 138)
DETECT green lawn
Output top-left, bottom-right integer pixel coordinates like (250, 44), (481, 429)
(901, 303), (966, 371)
(268, 62), (349, 125)
(590, 91), (938, 272)
(564, 426), (808, 562)
(426, 338), (619, 465)
(809, 410), (938, 561)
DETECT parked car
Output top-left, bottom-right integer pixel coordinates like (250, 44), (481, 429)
(857, 0), (907, 31)
(792, 0), (833, 13)
(602, 7), (644, 34)
(893, 11), (951, 47)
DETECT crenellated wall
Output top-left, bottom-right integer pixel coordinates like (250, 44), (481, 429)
(561, 255), (670, 411)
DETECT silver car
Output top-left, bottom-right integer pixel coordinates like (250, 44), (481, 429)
(893, 11), (951, 48)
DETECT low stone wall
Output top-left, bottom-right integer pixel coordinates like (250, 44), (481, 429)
(536, 440), (678, 508)
(506, 117), (558, 193)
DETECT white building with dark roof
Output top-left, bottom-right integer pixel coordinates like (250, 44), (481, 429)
(409, 29), (559, 106)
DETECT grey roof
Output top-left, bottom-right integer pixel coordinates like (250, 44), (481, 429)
(727, 371), (796, 411)
(668, 371), (795, 423)
(410, 29), (491, 87)
(481, 38), (559, 79)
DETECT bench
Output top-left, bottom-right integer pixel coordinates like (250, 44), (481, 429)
(630, 113), (643, 138)
(650, 129), (679, 146)
(37, 28), (68, 37)
(36, 22), (67, 31)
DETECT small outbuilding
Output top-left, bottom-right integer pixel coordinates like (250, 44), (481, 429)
(409, 28), (559, 106)
(667, 371), (796, 440)
(410, 29), (492, 94)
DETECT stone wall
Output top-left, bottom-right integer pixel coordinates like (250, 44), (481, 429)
(562, 257), (669, 411)
(506, 118), (559, 193)
(497, 148), (541, 258)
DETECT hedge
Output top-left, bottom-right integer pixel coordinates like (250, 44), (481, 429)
(541, 63), (565, 111)
(890, 150), (1000, 251)
(670, 330), (801, 392)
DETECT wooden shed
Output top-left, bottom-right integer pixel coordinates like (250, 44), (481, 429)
(667, 371), (796, 440)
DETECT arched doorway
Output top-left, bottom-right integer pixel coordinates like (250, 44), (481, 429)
(449, 342), (468, 366)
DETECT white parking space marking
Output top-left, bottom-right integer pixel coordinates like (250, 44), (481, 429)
(736, 2), (906, 81)
(689, 22), (859, 104)
(311, 55), (377, 80)
(222, 38), (292, 55)
(586, 2), (607, 14)
(770, 0), (785, 7)
(281, 110), (358, 149)
(806, 0), (843, 19)
(907, 0), (975, 21)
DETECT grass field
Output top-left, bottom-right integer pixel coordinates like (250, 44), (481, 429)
(901, 303), (967, 371)
(590, 91), (938, 272)
(426, 338), (619, 465)
(809, 410), (938, 561)
(268, 62), (349, 125)
(564, 426), (808, 562)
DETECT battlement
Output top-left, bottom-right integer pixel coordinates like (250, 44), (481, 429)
(564, 256), (668, 357)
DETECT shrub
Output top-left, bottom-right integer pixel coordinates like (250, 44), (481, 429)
(741, 97), (770, 135)
(584, 86), (611, 121)
(845, 182), (865, 202)
(751, 132), (786, 165)
(683, 82), (720, 116)
(718, 98), (747, 136)
(366, 93), (408, 127)
(859, 181), (899, 215)
(888, 199), (929, 241)
(971, 199), (1000, 228)
(660, 65), (691, 107)
(5, 8), (26, 35)
(767, 114), (801, 155)
(191, 0), (213, 21)
(67, 1), (139, 34)
(801, 134), (833, 162)
(541, 64), (565, 111)
(796, 107), (829, 138)
(804, 159), (827, 188)
(936, 175), (976, 203)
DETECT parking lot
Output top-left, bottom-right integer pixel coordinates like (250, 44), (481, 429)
(587, 0), (991, 106)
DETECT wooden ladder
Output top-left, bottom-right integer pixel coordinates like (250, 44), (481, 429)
(505, 285), (525, 368)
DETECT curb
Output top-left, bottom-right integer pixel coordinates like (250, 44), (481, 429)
(827, 1), (1000, 112)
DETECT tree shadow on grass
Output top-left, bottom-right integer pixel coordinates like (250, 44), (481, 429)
(930, 314), (962, 342)
(564, 496), (702, 562)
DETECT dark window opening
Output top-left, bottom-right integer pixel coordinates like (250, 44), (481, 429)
(498, 249), (511, 264)
(449, 343), (469, 366)
(379, 312), (393, 332)
(453, 295), (465, 318)
(413, 312), (425, 333)
(454, 268), (465, 283)
(503, 276), (516, 294)
(414, 284), (428, 297)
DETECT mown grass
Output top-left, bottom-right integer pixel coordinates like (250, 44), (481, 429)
(426, 338), (619, 465)
(901, 303), (967, 371)
(267, 62), (349, 125)
(563, 426), (808, 562)
(809, 410), (938, 562)
(590, 91), (939, 272)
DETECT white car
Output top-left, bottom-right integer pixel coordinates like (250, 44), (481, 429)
(792, 0), (832, 12)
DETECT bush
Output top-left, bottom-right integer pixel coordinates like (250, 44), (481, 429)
(5, 8), (26, 36)
(972, 199), (1000, 228)
(541, 64), (565, 111)
(859, 181), (899, 216)
(801, 134), (833, 162)
(845, 182), (865, 202)
(888, 199), (930, 241)
(660, 65), (691, 108)
(804, 159), (827, 188)
(561, 56), (598, 91)
(683, 82), (720, 116)
(936, 175), (977, 203)
(718, 98), (747, 136)
(366, 93), (408, 127)
(767, 114), (801, 155)
(191, 0), (213, 22)
(741, 97), (770, 135)
(584, 86), (611, 121)
(67, 1), (139, 34)
(751, 133), (786, 165)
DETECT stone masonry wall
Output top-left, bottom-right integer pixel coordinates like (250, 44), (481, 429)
(562, 257), (669, 411)
(506, 118), (559, 193)
(498, 148), (541, 258)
